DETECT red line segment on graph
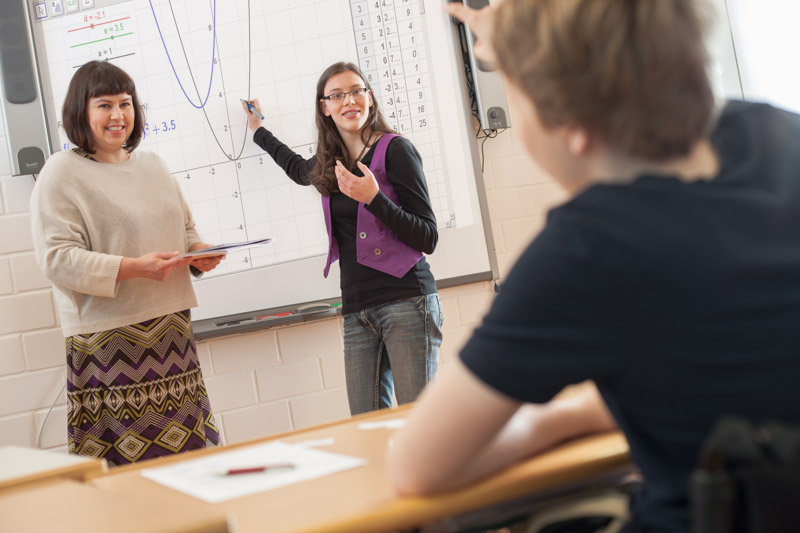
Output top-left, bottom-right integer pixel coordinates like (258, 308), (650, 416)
(68, 17), (130, 33)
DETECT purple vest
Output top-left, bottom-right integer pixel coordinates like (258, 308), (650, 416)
(321, 133), (424, 278)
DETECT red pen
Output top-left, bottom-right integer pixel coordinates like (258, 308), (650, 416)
(220, 463), (296, 476)
(256, 312), (292, 320)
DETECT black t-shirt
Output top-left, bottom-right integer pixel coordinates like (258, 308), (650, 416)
(461, 101), (800, 533)
(253, 128), (437, 314)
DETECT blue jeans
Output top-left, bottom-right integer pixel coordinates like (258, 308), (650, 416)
(343, 294), (443, 415)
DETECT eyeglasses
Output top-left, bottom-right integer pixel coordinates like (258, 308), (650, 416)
(322, 87), (370, 102)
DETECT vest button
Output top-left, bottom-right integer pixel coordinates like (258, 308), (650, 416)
(373, 248), (382, 256)
(359, 232), (367, 239)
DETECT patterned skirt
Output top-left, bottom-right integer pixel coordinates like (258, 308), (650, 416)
(66, 310), (219, 466)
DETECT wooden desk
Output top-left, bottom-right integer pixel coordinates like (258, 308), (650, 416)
(0, 445), (106, 491)
(91, 406), (630, 533)
(0, 406), (631, 533)
(0, 479), (231, 533)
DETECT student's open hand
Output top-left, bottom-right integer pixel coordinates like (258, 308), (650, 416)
(188, 243), (225, 273)
(241, 98), (264, 132)
(335, 160), (380, 204)
(447, 3), (497, 65)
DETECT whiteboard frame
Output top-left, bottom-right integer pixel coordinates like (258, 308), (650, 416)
(191, 4), (501, 339)
(20, 0), (500, 339)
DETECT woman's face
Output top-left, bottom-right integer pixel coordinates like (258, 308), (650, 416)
(86, 93), (134, 155)
(320, 71), (373, 137)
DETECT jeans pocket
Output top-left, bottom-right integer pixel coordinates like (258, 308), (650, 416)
(434, 294), (444, 328)
(425, 293), (444, 338)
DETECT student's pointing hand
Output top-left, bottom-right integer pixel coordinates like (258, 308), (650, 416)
(335, 160), (379, 204)
(241, 98), (264, 132)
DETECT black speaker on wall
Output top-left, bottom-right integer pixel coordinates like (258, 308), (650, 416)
(0, 0), (51, 175)
(450, 0), (511, 130)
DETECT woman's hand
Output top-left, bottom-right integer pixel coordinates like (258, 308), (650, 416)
(241, 98), (264, 132)
(335, 160), (380, 204)
(117, 252), (192, 282)
(188, 243), (225, 273)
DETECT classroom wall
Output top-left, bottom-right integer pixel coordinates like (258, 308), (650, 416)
(0, 76), (561, 451)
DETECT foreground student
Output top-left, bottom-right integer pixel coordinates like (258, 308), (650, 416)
(389, 1), (800, 531)
(30, 61), (222, 465)
(243, 62), (442, 415)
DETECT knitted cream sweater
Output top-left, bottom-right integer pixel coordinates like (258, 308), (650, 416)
(30, 149), (201, 336)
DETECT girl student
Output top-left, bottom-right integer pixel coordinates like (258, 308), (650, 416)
(243, 62), (443, 415)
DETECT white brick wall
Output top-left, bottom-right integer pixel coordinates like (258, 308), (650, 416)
(0, 258), (12, 295)
(0, 80), (562, 451)
(0, 214), (34, 254)
(220, 403), (292, 443)
(0, 413), (36, 447)
(0, 367), (65, 416)
(0, 335), (25, 376)
(12, 254), (51, 292)
(0, 291), (57, 336)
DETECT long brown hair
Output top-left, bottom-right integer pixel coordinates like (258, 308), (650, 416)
(492, 0), (714, 161)
(62, 60), (146, 153)
(311, 62), (394, 195)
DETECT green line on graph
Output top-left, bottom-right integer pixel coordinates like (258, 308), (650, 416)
(71, 32), (134, 48)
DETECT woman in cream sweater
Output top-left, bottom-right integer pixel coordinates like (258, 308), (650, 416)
(31, 61), (222, 465)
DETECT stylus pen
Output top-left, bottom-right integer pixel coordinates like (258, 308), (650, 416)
(241, 99), (265, 120)
(219, 462), (296, 476)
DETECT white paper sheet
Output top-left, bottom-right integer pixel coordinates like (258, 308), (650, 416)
(140, 441), (366, 503)
(357, 418), (407, 430)
(293, 437), (335, 448)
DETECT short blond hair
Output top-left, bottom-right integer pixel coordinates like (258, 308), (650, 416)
(493, 0), (714, 160)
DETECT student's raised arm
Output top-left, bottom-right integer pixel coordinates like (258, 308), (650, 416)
(243, 97), (316, 184)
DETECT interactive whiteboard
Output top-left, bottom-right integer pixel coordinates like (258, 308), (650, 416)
(24, 0), (497, 332)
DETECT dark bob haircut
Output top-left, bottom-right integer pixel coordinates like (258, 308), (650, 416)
(62, 61), (146, 153)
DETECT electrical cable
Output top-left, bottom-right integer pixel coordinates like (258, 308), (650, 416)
(36, 380), (67, 449)
(454, 22), (506, 173)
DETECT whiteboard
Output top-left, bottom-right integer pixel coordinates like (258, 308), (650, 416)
(723, 0), (800, 113)
(24, 0), (497, 329)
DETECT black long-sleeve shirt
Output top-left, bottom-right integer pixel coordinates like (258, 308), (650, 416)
(253, 127), (438, 313)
